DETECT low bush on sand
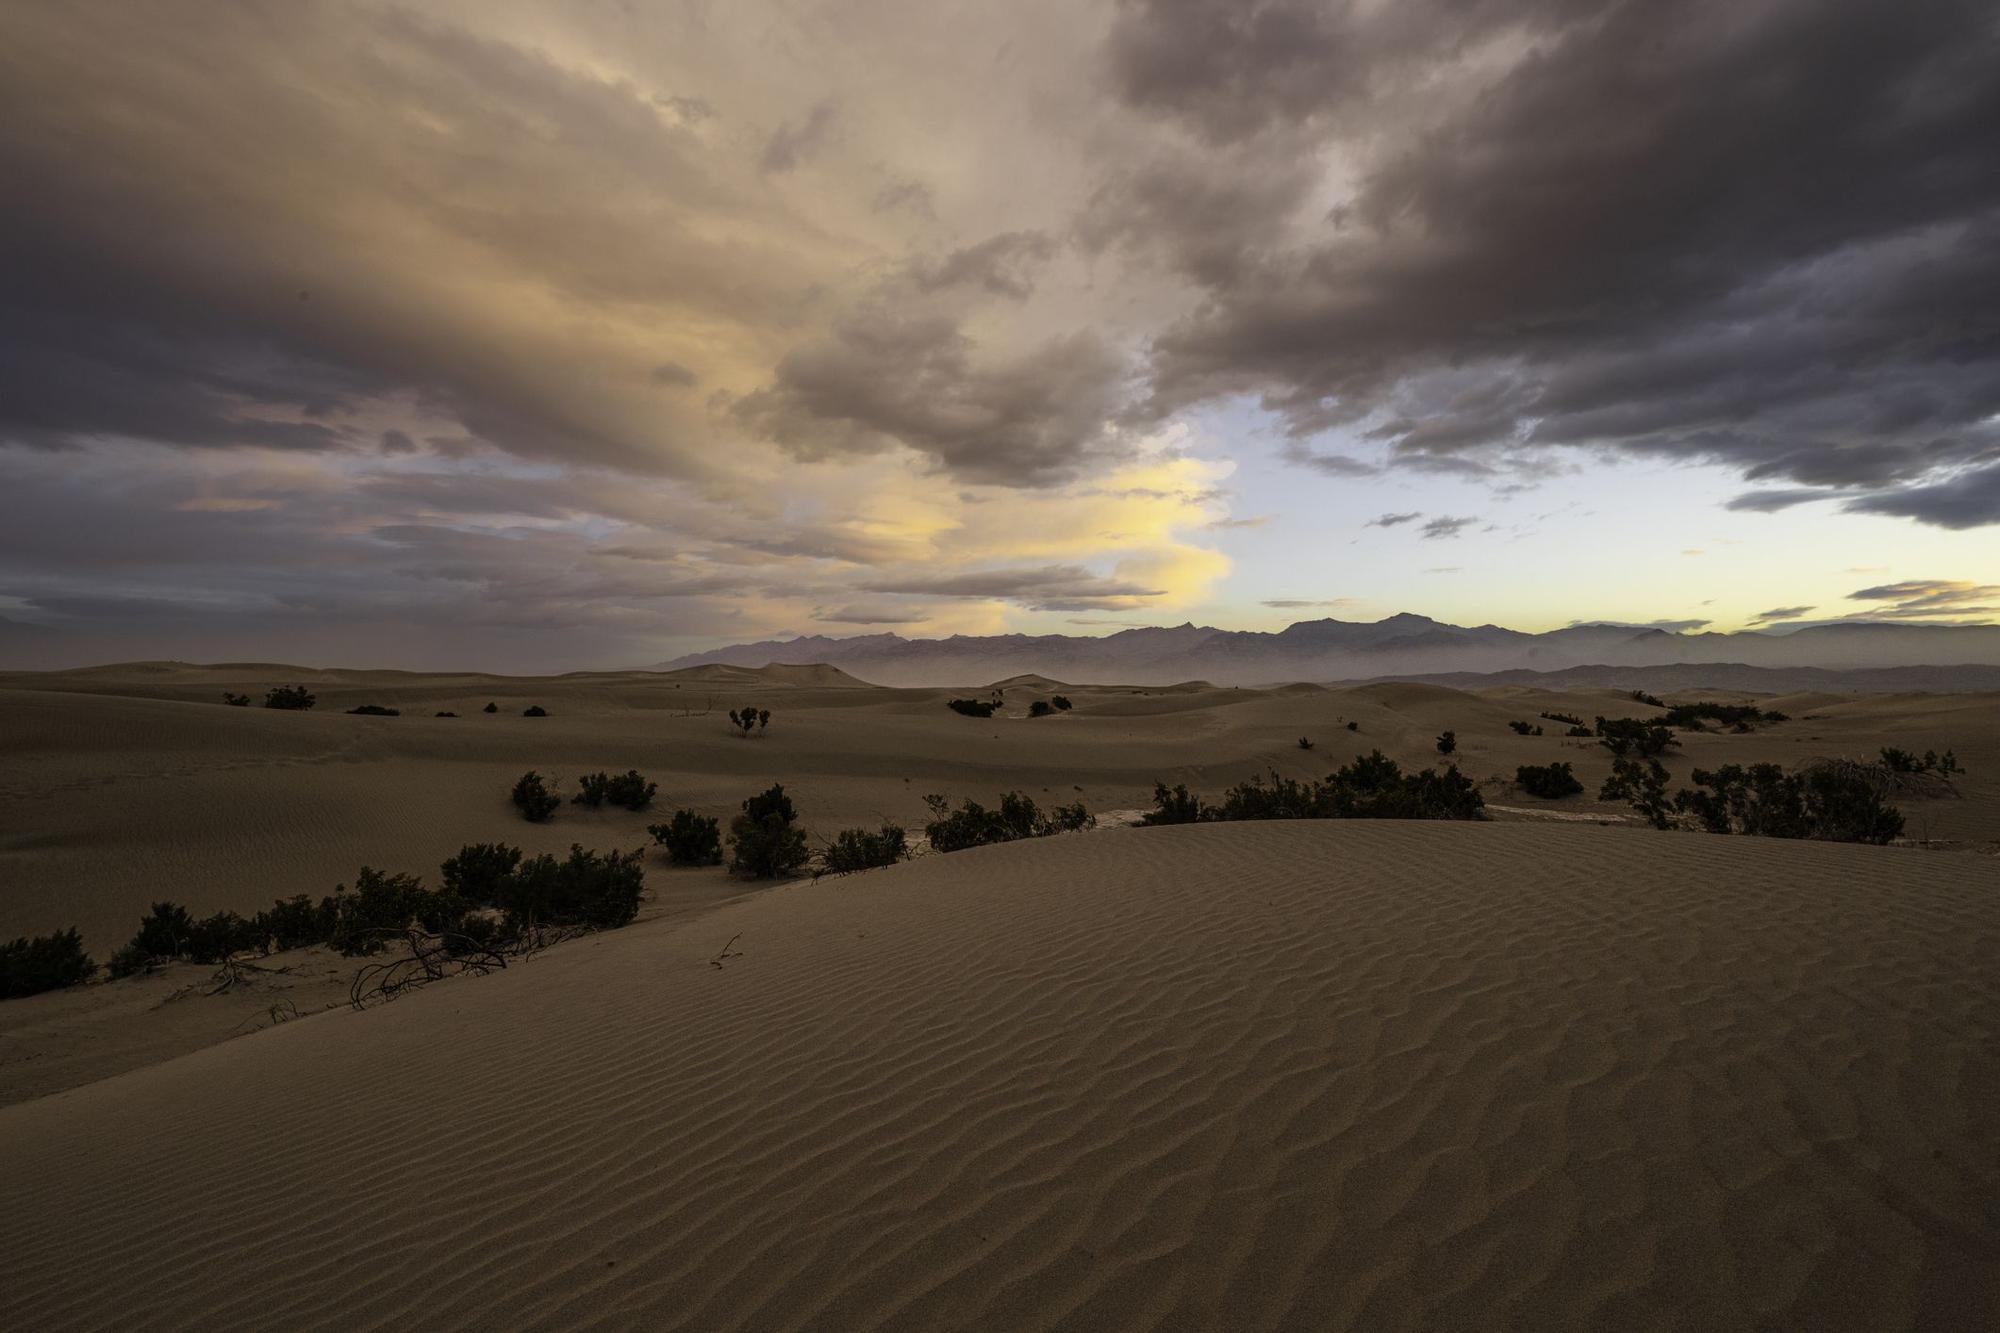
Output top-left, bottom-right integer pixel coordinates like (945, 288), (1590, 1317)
(1508, 720), (1543, 736)
(1436, 731), (1456, 755)
(1659, 701), (1789, 732)
(730, 784), (811, 878)
(1516, 761), (1584, 799)
(923, 792), (1094, 852)
(483, 702), (499, 713)
(1539, 710), (1584, 726)
(728, 705), (771, 737)
(1600, 757), (1675, 829)
(574, 770), (657, 811)
(820, 825), (909, 875)
(263, 685), (316, 710)
(649, 810), (724, 865)
(347, 704), (399, 716)
(1880, 746), (1963, 777)
(1595, 716), (1678, 758)
(1, 929), (97, 999)
(1630, 690), (1665, 708)
(108, 842), (646, 972)
(1677, 762), (1903, 844)
(1029, 700), (1055, 717)
(1141, 751), (1485, 824)
(222, 693), (250, 707)
(523, 705), (548, 717)
(947, 698), (997, 718)
(1052, 696), (1073, 711)
(511, 771), (561, 822)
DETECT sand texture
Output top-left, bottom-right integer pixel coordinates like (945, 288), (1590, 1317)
(3, 665), (1998, 1329)
(3, 821), (1997, 1330)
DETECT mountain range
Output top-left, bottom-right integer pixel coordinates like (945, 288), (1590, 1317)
(657, 614), (2000, 688)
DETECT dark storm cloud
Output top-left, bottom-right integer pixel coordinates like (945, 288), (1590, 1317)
(861, 563), (1165, 611)
(733, 313), (1128, 485)
(1102, 0), (2000, 525)
(1419, 516), (1477, 540)
(1750, 606), (1816, 624)
(1847, 580), (2000, 618)
(911, 232), (1059, 300)
(760, 101), (838, 173)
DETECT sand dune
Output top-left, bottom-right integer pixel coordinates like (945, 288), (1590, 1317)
(2, 822), (1995, 1330)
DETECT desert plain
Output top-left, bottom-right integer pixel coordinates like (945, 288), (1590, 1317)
(1, 662), (1996, 1329)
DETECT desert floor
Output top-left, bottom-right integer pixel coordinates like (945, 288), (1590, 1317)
(2, 663), (1997, 1328)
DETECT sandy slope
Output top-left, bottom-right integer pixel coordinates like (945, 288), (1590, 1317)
(4, 665), (1995, 955)
(1, 821), (1994, 1331)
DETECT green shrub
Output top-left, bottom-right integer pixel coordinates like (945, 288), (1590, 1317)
(263, 685), (316, 710)
(497, 846), (646, 930)
(1346, 720), (1359, 732)
(649, 809), (724, 865)
(1880, 747), (1963, 776)
(1436, 731), (1456, 755)
(440, 843), (524, 904)
(1539, 711), (1584, 726)
(1596, 717), (1677, 758)
(1052, 696), (1073, 711)
(1601, 757), (1674, 829)
(483, 702), (499, 713)
(1678, 763), (1904, 844)
(1029, 700), (1055, 718)
(947, 698), (997, 718)
(729, 784), (811, 878)
(511, 771), (561, 822)
(1516, 762), (1583, 799)
(1659, 701), (1788, 731)
(1, 929), (96, 1000)
(347, 704), (400, 716)
(1566, 725), (1594, 737)
(821, 825), (909, 875)
(1507, 720), (1542, 736)
(523, 705), (548, 717)
(728, 704), (772, 737)
(435, 711), (458, 717)
(922, 791), (1094, 852)
(1631, 690), (1665, 707)
(1139, 782), (1205, 825)
(222, 692), (250, 707)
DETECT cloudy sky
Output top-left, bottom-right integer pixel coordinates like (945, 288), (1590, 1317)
(2, 0), (1996, 669)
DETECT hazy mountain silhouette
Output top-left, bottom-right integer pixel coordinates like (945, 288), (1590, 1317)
(657, 614), (2000, 687)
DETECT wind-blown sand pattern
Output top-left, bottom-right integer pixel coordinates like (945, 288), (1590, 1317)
(4, 822), (1995, 1331)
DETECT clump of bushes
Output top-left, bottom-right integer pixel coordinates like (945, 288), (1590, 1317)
(728, 704), (771, 737)
(923, 791), (1094, 852)
(1436, 731), (1456, 755)
(1, 928), (97, 999)
(1140, 751), (1485, 824)
(1659, 701), (1789, 732)
(347, 704), (400, 716)
(1507, 720), (1543, 736)
(574, 770), (657, 811)
(648, 810), (724, 866)
(222, 693), (250, 707)
(264, 685), (316, 710)
(1677, 763), (1903, 844)
(1631, 690), (1665, 708)
(1565, 725), (1594, 738)
(947, 698), (997, 718)
(729, 784), (810, 878)
(106, 841), (646, 972)
(1052, 696), (1073, 711)
(1596, 716), (1677, 758)
(820, 825), (909, 875)
(1539, 710), (1584, 726)
(1880, 747), (1963, 777)
(1516, 761), (1584, 799)
(511, 771), (561, 822)
(1601, 757), (1675, 829)
(1029, 700), (1055, 718)
(523, 705), (548, 717)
